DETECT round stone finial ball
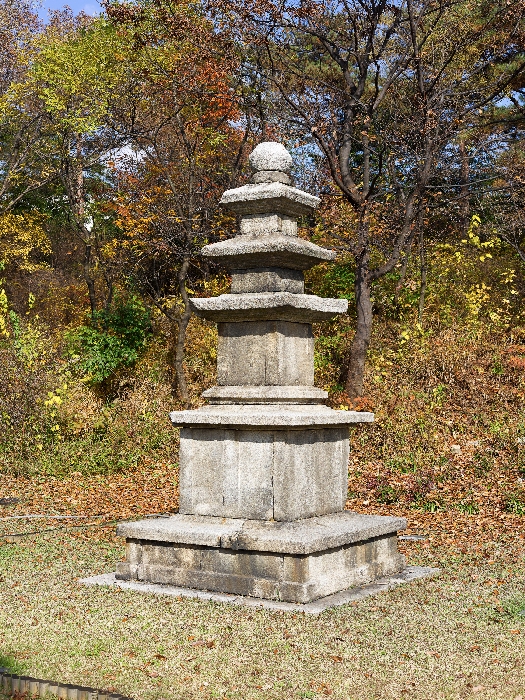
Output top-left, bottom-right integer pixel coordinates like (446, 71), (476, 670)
(249, 142), (293, 174)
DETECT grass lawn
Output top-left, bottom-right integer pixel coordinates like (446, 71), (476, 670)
(1, 527), (525, 700)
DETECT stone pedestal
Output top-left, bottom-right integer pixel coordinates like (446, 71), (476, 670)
(116, 512), (405, 603)
(116, 142), (406, 604)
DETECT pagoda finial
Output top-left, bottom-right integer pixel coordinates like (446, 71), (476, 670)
(249, 141), (294, 185)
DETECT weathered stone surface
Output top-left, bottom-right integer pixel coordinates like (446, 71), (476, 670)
(116, 511), (406, 554)
(231, 268), (304, 294)
(202, 385), (327, 404)
(201, 234), (335, 270)
(116, 141), (398, 603)
(115, 519), (406, 603)
(117, 513), (405, 603)
(252, 170), (292, 185)
(178, 427), (275, 519)
(170, 404), (374, 428)
(176, 426), (350, 520)
(239, 213), (297, 237)
(83, 566), (440, 613)
(220, 182), (319, 218)
(249, 141), (293, 173)
(217, 321), (313, 386)
(191, 292), (348, 323)
(271, 428), (349, 520)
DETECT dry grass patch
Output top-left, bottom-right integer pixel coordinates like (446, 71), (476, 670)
(1, 529), (525, 700)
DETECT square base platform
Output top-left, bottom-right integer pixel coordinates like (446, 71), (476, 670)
(82, 566), (439, 614)
(116, 511), (407, 604)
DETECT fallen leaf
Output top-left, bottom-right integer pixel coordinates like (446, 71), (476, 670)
(154, 653), (167, 660)
(206, 640), (215, 648)
(331, 655), (343, 663)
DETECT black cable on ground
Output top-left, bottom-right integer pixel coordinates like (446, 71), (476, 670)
(0, 513), (172, 541)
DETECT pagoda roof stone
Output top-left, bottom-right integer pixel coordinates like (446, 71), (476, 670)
(201, 234), (335, 270)
(190, 291), (347, 323)
(220, 181), (319, 217)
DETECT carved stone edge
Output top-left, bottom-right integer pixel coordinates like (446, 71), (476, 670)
(219, 182), (320, 217)
(114, 511), (405, 555)
(169, 406), (374, 429)
(190, 292), (348, 323)
(202, 385), (328, 404)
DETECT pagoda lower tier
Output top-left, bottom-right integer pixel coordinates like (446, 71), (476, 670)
(116, 511), (406, 604)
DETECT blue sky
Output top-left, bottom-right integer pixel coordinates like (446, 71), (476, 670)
(38, 0), (102, 20)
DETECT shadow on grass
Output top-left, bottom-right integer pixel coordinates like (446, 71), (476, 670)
(0, 652), (26, 675)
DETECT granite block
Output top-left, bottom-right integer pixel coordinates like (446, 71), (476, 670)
(239, 214), (297, 237)
(116, 511), (407, 554)
(202, 385), (327, 404)
(217, 320), (314, 386)
(115, 517), (406, 603)
(177, 425), (349, 520)
(230, 267), (304, 294)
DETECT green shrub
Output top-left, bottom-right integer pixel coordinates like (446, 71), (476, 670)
(67, 295), (151, 385)
(376, 484), (399, 504)
(456, 500), (480, 515)
(505, 491), (525, 516)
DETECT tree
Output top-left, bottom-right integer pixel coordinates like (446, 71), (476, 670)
(104, 0), (252, 404)
(219, 0), (525, 398)
(0, 0), (61, 213)
(19, 12), (138, 315)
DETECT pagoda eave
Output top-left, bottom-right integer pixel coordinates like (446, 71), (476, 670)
(190, 292), (348, 323)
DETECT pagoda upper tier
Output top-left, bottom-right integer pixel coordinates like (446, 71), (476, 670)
(191, 142), (347, 324)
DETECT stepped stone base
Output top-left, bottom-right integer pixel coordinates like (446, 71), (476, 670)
(116, 512), (406, 604)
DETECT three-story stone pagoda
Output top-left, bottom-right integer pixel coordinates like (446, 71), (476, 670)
(116, 142), (406, 604)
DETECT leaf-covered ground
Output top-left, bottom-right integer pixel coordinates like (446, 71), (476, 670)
(2, 321), (525, 698)
(1, 525), (525, 700)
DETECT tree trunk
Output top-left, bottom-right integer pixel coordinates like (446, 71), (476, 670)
(393, 229), (415, 310)
(345, 252), (373, 400)
(418, 214), (427, 325)
(459, 137), (470, 237)
(83, 243), (97, 316)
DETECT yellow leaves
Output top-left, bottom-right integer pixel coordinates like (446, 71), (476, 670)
(465, 283), (491, 317)
(0, 288), (9, 338)
(500, 268), (517, 286)
(399, 329), (411, 345)
(462, 214), (500, 261)
(23, 18), (134, 136)
(0, 211), (51, 272)
(44, 393), (63, 408)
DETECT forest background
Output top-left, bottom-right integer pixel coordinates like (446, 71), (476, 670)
(1, 0), (525, 543)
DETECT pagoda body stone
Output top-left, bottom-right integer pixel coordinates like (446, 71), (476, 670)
(116, 142), (406, 604)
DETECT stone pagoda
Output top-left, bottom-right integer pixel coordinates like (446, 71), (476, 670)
(116, 142), (406, 604)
